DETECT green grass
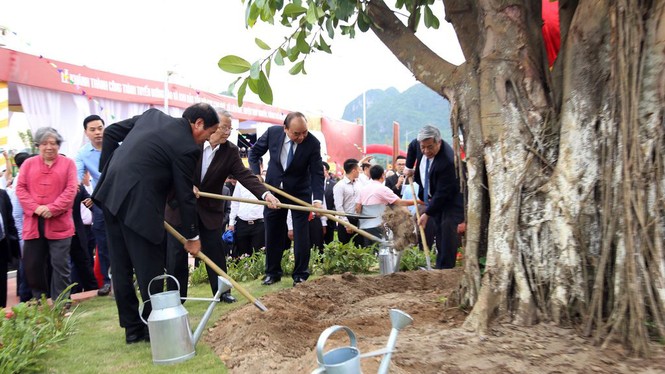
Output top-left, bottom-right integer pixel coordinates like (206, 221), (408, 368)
(44, 279), (291, 374)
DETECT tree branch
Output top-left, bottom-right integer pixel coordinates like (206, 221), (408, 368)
(366, 0), (464, 98)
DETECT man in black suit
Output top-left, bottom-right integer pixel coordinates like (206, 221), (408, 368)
(248, 112), (324, 286)
(0, 188), (19, 308)
(93, 103), (219, 344)
(404, 125), (464, 269)
(385, 155), (407, 197)
(322, 162), (336, 245)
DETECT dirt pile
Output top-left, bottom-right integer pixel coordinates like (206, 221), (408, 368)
(205, 269), (665, 373)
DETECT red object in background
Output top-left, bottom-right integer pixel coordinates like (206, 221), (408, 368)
(365, 144), (407, 157)
(542, 0), (561, 67)
(93, 247), (104, 288)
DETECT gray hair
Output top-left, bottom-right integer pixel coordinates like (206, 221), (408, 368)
(33, 127), (64, 147)
(417, 125), (441, 143)
(215, 108), (233, 119)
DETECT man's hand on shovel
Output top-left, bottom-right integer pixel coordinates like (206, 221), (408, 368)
(184, 238), (201, 256)
(264, 192), (280, 209)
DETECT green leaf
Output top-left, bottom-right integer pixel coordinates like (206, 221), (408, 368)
(265, 59), (272, 77)
(296, 30), (310, 53)
(257, 70), (273, 104)
(237, 78), (248, 106)
(226, 77), (241, 95)
(289, 60), (304, 75)
(218, 55), (252, 74)
(306, 5), (318, 24)
(248, 77), (259, 94)
(325, 17), (335, 38)
(318, 35), (331, 53)
(246, 3), (260, 27)
(357, 12), (370, 32)
(249, 61), (261, 80)
(423, 6), (439, 29)
(283, 3), (307, 17)
(255, 37), (271, 50)
(288, 47), (300, 62)
(274, 49), (285, 66)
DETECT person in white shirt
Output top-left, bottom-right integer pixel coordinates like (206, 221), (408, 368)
(333, 158), (362, 246)
(228, 176), (267, 258)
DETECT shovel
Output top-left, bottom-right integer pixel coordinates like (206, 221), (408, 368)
(409, 177), (432, 270)
(164, 221), (268, 312)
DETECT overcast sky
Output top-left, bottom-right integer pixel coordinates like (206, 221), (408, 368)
(1, 0), (464, 118)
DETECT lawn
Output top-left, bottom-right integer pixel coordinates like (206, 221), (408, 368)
(44, 279), (291, 374)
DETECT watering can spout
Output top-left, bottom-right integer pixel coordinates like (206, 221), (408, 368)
(192, 276), (232, 345)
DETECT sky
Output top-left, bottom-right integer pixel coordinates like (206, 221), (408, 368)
(1, 0), (464, 118)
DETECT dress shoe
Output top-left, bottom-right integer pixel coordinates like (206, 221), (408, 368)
(262, 275), (281, 285)
(125, 327), (149, 344)
(97, 283), (112, 296)
(292, 277), (306, 287)
(220, 292), (237, 303)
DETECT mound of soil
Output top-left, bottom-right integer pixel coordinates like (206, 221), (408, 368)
(205, 270), (665, 373)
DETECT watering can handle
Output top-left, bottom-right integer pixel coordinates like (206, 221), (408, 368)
(138, 299), (151, 325)
(315, 325), (357, 365)
(147, 274), (180, 298)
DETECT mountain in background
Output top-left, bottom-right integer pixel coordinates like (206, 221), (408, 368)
(341, 84), (452, 150)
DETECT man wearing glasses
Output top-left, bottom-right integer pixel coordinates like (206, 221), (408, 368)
(165, 109), (279, 302)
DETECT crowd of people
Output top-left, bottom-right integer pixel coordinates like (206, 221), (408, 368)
(0, 102), (465, 346)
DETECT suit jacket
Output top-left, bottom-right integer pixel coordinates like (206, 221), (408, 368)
(72, 184), (90, 248)
(324, 176), (336, 212)
(165, 141), (267, 230)
(406, 138), (464, 218)
(93, 109), (200, 244)
(0, 189), (19, 263)
(384, 173), (403, 196)
(248, 125), (324, 202)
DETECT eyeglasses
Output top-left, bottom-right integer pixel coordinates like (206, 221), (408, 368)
(219, 126), (232, 133)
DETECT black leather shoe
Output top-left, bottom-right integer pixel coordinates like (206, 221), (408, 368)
(97, 283), (111, 296)
(293, 277), (306, 286)
(220, 292), (237, 303)
(125, 327), (149, 344)
(262, 276), (281, 285)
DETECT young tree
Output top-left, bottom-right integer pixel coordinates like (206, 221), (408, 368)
(219, 0), (665, 355)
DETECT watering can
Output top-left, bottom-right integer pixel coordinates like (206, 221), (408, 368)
(139, 274), (232, 365)
(378, 243), (402, 275)
(312, 309), (413, 374)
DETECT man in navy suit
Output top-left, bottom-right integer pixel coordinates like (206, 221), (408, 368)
(404, 125), (464, 269)
(248, 112), (324, 286)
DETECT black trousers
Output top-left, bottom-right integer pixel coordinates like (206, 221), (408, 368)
(323, 221), (336, 245)
(104, 209), (165, 333)
(434, 212), (463, 269)
(309, 217), (324, 252)
(337, 217), (362, 247)
(264, 203), (310, 280)
(166, 217), (227, 298)
(0, 240), (7, 308)
(234, 219), (265, 258)
(69, 234), (98, 291)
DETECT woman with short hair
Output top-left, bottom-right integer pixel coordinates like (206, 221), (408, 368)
(16, 127), (78, 300)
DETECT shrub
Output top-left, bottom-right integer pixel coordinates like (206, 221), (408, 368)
(227, 251), (266, 282)
(0, 287), (78, 373)
(319, 239), (377, 274)
(399, 246), (437, 271)
(189, 262), (209, 285)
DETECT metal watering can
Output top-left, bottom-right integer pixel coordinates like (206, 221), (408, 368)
(378, 242), (402, 275)
(312, 309), (413, 374)
(139, 274), (232, 365)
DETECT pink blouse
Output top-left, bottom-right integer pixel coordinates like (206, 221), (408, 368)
(16, 154), (78, 240)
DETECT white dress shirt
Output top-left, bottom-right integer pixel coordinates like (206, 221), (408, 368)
(201, 141), (220, 181)
(280, 136), (297, 170)
(229, 182), (265, 225)
(333, 176), (361, 224)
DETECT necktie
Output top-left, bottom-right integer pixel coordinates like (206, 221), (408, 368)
(286, 141), (295, 169)
(423, 158), (430, 206)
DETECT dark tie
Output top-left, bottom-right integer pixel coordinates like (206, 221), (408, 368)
(286, 141), (295, 169)
(423, 158), (430, 206)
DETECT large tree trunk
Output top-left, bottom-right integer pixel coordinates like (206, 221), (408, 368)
(370, 0), (665, 355)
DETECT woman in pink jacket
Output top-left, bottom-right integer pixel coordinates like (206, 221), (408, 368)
(16, 127), (78, 301)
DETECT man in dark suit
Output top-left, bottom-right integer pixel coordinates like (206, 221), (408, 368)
(165, 109), (278, 302)
(93, 103), (219, 344)
(404, 125), (464, 269)
(248, 112), (324, 286)
(322, 162), (337, 245)
(0, 188), (19, 308)
(385, 155), (407, 197)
